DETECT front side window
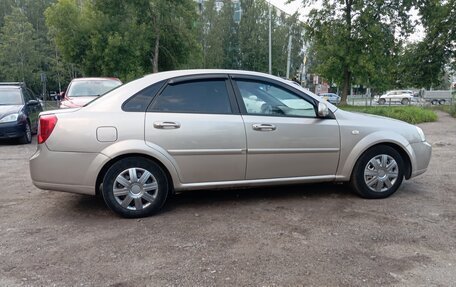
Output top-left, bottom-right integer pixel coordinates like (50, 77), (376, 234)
(235, 80), (316, 117)
(23, 89), (33, 102)
(150, 80), (232, 114)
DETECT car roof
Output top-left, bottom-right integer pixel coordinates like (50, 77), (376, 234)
(141, 69), (293, 83)
(71, 77), (122, 82)
(0, 82), (24, 88)
(0, 85), (22, 89)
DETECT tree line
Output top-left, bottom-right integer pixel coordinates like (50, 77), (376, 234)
(0, 0), (454, 103)
(302, 0), (455, 102)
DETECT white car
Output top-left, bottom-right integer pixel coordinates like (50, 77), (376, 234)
(378, 90), (414, 105)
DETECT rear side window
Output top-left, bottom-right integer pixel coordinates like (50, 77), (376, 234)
(149, 80), (232, 114)
(123, 80), (165, 112)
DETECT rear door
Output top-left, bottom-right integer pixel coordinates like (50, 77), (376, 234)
(144, 75), (246, 184)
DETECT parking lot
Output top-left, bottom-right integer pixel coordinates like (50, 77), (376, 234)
(0, 111), (455, 286)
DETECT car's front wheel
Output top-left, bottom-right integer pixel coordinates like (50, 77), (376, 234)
(378, 98), (386, 105)
(18, 121), (32, 144)
(351, 145), (404, 199)
(102, 157), (169, 218)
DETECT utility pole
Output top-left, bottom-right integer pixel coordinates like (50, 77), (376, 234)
(286, 32), (292, 79)
(268, 4), (272, 75)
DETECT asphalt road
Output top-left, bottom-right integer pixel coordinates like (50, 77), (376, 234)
(0, 111), (455, 286)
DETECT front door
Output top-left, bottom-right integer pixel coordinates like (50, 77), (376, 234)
(232, 77), (340, 180)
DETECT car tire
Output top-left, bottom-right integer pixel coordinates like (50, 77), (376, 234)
(350, 145), (404, 199)
(102, 157), (169, 218)
(401, 98), (410, 105)
(378, 98), (386, 105)
(439, 100), (445, 105)
(431, 100), (438, 105)
(18, 121), (32, 144)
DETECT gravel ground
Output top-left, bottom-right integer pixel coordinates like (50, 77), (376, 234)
(0, 111), (455, 287)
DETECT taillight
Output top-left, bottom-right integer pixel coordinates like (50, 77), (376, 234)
(38, 115), (58, 144)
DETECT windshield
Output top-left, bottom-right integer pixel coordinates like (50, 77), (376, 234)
(67, 79), (122, 97)
(0, 89), (23, 105)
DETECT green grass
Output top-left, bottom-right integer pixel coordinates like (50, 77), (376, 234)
(339, 105), (438, 124)
(432, 104), (456, 118)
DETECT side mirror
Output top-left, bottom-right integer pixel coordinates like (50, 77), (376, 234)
(317, 102), (329, 118)
(27, 99), (39, 106)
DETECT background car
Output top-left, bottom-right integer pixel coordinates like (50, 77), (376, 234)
(30, 70), (431, 218)
(378, 90), (414, 105)
(59, 77), (122, 108)
(0, 82), (43, 144)
(319, 93), (341, 105)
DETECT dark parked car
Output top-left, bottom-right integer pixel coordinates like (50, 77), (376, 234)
(0, 82), (43, 144)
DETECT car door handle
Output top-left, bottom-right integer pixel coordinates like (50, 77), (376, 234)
(153, 121), (181, 129)
(252, 124), (276, 131)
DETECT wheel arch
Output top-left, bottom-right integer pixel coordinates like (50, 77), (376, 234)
(95, 153), (176, 197)
(95, 140), (181, 196)
(338, 132), (414, 181)
(351, 142), (412, 180)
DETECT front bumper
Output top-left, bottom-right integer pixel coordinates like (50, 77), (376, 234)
(409, 141), (432, 178)
(0, 121), (25, 139)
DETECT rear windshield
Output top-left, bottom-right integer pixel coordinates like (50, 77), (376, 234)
(67, 79), (122, 97)
(0, 89), (23, 105)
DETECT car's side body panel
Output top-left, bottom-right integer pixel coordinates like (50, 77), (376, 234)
(241, 115), (340, 179)
(145, 113), (247, 183)
(333, 109), (429, 180)
(45, 111), (144, 153)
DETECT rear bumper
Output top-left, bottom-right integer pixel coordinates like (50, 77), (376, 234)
(29, 144), (109, 195)
(0, 122), (25, 139)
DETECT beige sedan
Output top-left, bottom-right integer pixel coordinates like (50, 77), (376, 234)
(30, 70), (432, 218)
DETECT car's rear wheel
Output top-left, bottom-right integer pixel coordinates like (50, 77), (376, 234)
(18, 121), (32, 144)
(439, 99), (445, 105)
(102, 157), (169, 218)
(351, 145), (404, 199)
(431, 100), (438, 105)
(378, 98), (386, 105)
(401, 98), (410, 105)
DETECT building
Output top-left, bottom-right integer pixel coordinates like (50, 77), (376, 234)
(195, 0), (242, 23)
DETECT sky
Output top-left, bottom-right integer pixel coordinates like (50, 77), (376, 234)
(266, 0), (314, 18)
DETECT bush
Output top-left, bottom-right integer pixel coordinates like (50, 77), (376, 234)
(339, 106), (438, 124)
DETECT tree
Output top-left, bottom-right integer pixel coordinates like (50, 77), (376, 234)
(0, 8), (41, 88)
(299, 0), (415, 102)
(45, 0), (200, 82)
(198, 0), (304, 76)
(405, 0), (456, 88)
(200, 0), (240, 69)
